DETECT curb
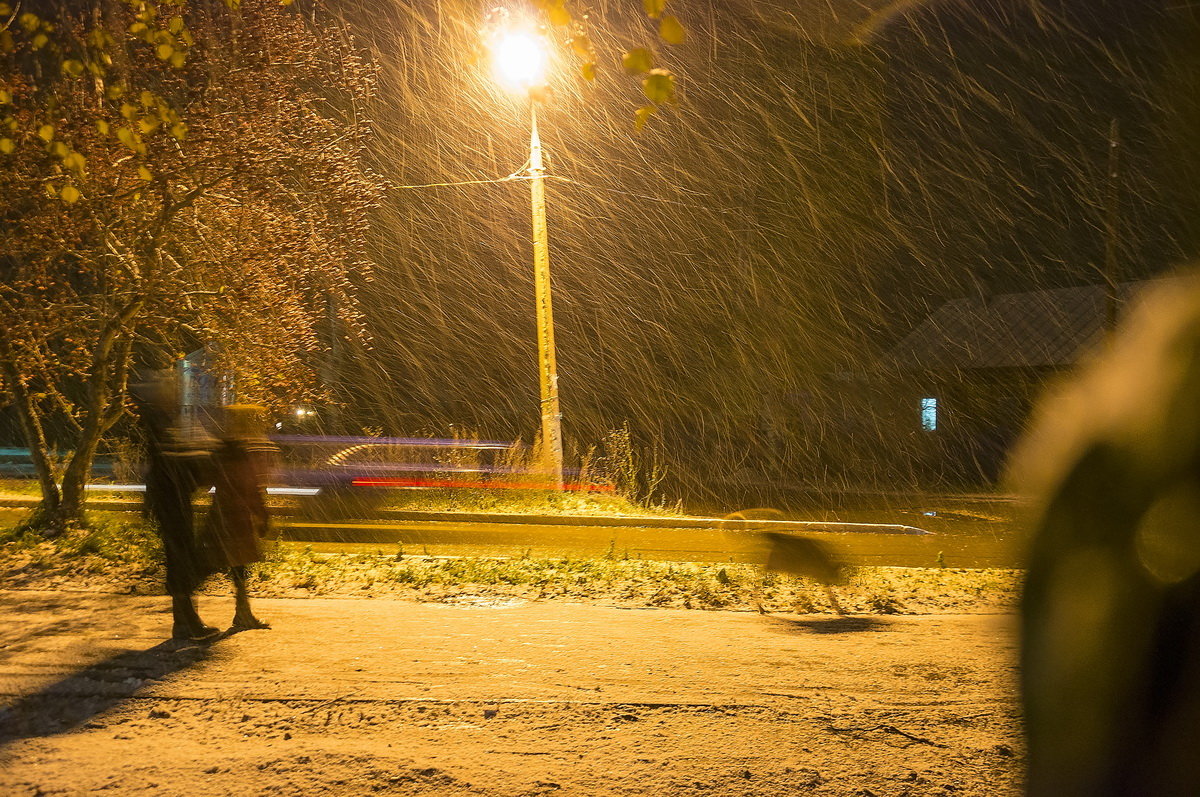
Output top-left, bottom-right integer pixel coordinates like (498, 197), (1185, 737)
(366, 510), (931, 535)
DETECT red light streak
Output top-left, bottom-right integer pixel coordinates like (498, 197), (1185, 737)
(349, 477), (614, 492)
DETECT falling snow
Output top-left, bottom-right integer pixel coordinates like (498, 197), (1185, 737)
(314, 0), (1193, 504)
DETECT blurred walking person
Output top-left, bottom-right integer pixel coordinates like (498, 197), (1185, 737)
(131, 371), (219, 641)
(197, 404), (276, 630)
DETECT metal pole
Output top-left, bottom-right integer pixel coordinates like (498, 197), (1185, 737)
(529, 101), (564, 487)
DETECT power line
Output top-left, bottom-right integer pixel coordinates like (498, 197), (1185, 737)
(394, 174), (530, 189)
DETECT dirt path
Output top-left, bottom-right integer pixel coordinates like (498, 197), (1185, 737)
(0, 590), (1022, 796)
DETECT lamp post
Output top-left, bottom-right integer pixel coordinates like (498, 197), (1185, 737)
(493, 29), (564, 488)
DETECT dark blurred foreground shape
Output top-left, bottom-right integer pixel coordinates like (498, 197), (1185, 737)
(1013, 272), (1200, 796)
(130, 371), (219, 641)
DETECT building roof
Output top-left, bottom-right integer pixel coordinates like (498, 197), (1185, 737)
(885, 281), (1159, 371)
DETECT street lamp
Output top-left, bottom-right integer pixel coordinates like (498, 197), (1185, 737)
(492, 27), (564, 488)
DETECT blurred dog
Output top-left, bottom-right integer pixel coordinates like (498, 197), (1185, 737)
(761, 531), (847, 614)
(726, 510), (848, 614)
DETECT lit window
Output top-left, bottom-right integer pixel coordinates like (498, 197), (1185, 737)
(921, 397), (938, 431)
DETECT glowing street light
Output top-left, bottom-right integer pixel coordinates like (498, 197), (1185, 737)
(491, 29), (548, 92)
(492, 26), (563, 488)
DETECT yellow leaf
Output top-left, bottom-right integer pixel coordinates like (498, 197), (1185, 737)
(96, 119), (110, 135)
(642, 68), (674, 105)
(106, 84), (126, 100)
(169, 122), (188, 140)
(547, 2), (570, 26)
(281, 0), (294, 5)
(140, 90), (155, 107)
(156, 43), (173, 60)
(570, 35), (592, 59)
(121, 103), (137, 120)
(61, 184), (80, 203)
(64, 151), (85, 171)
(634, 105), (656, 131)
(0, 89), (10, 104)
(61, 59), (85, 77)
(168, 15), (184, 34)
(37, 124), (54, 142)
(169, 50), (185, 68)
(138, 116), (159, 135)
(580, 62), (596, 82)
(19, 13), (40, 33)
(31, 32), (49, 50)
(659, 14), (685, 45)
(116, 125), (137, 149)
(642, 0), (666, 19)
(0, 138), (13, 154)
(137, 165), (153, 181)
(52, 141), (67, 157)
(622, 48), (653, 75)
(129, 21), (148, 35)
(0, 3), (11, 17)
(181, 30), (194, 45)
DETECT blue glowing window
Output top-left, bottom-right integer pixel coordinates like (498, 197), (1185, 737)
(921, 397), (938, 431)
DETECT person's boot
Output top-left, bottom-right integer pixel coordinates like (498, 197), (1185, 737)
(230, 568), (270, 630)
(171, 595), (220, 641)
(231, 594), (270, 630)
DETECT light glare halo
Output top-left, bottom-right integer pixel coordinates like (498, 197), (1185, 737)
(492, 29), (548, 91)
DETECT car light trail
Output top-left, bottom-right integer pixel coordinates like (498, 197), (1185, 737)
(350, 477), (613, 492)
(84, 484), (321, 496)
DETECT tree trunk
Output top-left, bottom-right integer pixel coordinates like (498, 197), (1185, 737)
(0, 303), (138, 535)
(57, 320), (137, 531)
(0, 344), (63, 522)
(58, 435), (99, 527)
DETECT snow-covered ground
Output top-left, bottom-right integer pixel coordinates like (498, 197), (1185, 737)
(0, 590), (1021, 796)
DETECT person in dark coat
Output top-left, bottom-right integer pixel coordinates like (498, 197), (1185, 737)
(131, 372), (219, 642)
(196, 404), (276, 630)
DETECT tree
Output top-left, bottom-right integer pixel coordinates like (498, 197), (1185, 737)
(0, 0), (382, 533)
(514, 0), (686, 128)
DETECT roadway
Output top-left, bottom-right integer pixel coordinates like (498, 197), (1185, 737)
(0, 498), (1023, 569)
(276, 517), (1017, 569)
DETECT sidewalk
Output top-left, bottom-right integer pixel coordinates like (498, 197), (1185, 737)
(0, 590), (1023, 796)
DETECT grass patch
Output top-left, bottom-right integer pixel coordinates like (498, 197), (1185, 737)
(0, 511), (162, 586)
(0, 479), (42, 499)
(242, 547), (1023, 613)
(380, 488), (681, 517)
